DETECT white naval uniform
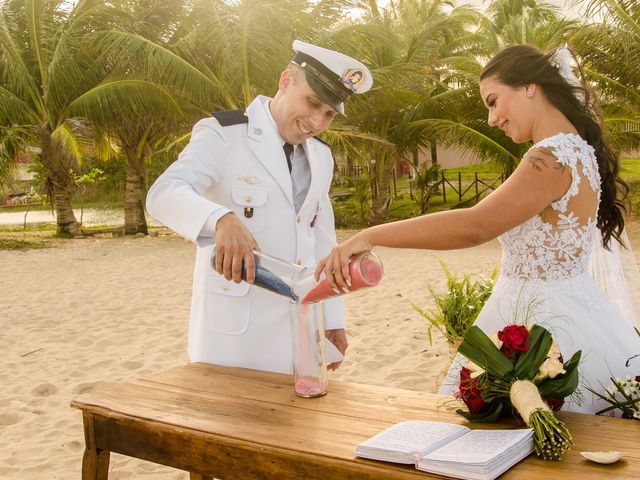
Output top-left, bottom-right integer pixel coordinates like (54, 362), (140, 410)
(146, 95), (345, 373)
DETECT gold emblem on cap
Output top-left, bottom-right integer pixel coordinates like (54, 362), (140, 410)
(341, 68), (365, 91)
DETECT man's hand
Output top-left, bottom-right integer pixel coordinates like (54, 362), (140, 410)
(325, 328), (348, 371)
(214, 213), (259, 283)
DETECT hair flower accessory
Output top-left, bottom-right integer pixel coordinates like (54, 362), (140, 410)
(549, 44), (585, 103)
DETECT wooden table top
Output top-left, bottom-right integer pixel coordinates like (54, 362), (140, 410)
(71, 362), (640, 479)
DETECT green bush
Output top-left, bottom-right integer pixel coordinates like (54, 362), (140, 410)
(413, 261), (498, 347)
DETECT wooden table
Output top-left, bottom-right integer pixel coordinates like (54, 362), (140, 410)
(70, 363), (640, 479)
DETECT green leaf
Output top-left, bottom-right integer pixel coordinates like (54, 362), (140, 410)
(456, 400), (504, 423)
(538, 351), (582, 398)
(458, 326), (513, 378)
(513, 325), (552, 378)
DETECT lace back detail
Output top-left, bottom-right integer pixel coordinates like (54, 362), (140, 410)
(499, 133), (601, 281)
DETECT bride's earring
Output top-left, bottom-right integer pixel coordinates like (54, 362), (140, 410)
(527, 90), (534, 98)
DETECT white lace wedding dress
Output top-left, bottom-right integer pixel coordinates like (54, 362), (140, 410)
(441, 133), (640, 415)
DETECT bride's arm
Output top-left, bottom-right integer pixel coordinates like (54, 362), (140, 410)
(317, 148), (571, 288)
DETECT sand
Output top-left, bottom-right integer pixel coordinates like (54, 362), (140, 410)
(1, 222), (638, 479)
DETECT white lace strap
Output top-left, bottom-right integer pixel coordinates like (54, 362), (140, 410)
(531, 134), (599, 213)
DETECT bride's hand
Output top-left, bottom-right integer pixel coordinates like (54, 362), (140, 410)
(315, 233), (373, 293)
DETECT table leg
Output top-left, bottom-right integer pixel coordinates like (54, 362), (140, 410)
(82, 447), (110, 480)
(189, 474), (213, 480)
(80, 411), (110, 480)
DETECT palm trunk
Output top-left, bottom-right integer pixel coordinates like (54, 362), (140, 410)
(124, 149), (148, 235)
(41, 131), (80, 235)
(369, 152), (392, 225)
(52, 178), (80, 235)
(430, 142), (438, 167)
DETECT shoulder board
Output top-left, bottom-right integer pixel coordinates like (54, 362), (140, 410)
(312, 135), (330, 147)
(211, 109), (248, 126)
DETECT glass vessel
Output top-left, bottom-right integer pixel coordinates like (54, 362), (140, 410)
(290, 301), (328, 397)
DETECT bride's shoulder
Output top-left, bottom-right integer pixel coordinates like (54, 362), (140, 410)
(526, 133), (595, 167)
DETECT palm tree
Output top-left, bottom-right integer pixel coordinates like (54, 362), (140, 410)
(0, 0), (201, 234)
(407, 0), (579, 177)
(570, 0), (640, 154)
(0, 0), (98, 233)
(76, 0), (213, 234)
(322, 0), (481, 223)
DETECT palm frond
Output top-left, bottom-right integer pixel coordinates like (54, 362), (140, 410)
(51, 119), (91, 168)
(409, 118), (521, 170)
(64, 79), (183, 128)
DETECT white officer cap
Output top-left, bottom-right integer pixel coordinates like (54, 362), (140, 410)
(291, 39), (373, 115)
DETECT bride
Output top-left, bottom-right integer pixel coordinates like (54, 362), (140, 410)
(316, 44), (640, 414)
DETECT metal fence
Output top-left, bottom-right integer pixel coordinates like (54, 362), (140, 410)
(438, 171), (505, 203)
(336, 167), (505, 205)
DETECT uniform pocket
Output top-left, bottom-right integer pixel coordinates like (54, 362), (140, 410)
(231, 186), (268, 232)
(205, 273), (251, 335)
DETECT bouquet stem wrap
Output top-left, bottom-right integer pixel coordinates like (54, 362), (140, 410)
(510, 380), (572, 459)
(510, 380), (550, 423)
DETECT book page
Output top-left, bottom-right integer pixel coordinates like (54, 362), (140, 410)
(357, 420), (469, 455)
(421, 429), (533, 465)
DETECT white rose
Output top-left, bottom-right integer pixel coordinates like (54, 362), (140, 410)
(538, 356), (566, 379)
(547, 341), (562, 359)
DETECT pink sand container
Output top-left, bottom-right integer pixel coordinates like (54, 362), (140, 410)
(291, 302), (328, 397)
(294, 377), (327, 397)
(301, 252), (384, 304)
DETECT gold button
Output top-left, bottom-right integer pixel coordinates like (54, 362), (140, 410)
(296, 216), (300, 223)
(244, 195), (252, 203)
(296, 260), (302, 266)
(222, 285), (229, 291)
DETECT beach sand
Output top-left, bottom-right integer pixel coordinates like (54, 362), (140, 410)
(1, 222), (638, 479)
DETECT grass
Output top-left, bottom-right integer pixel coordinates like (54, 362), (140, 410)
(621, 157), (640, 217)
(0, 224), (57, 233)
(0, 238), (48, 250)
(0, 200), (122, 213)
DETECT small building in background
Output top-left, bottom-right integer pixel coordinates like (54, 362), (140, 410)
(3, 147), (41, 206)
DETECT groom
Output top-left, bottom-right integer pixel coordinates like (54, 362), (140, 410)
(146, 40), (373, 374)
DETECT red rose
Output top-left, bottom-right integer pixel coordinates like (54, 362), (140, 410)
(458, 367), (485, 414)
(498, 324), (530, 359)
(635, 375), (640, 383)
(543, 395), (564, 411)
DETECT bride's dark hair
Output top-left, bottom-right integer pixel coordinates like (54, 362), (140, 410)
(479, 44), (628, 248)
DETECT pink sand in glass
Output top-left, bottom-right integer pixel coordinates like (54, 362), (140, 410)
(301, 253), (383, 304)
(294, 377), (327, 397)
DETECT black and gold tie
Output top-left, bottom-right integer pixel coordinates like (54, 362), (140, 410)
(283, 142), (294, 173)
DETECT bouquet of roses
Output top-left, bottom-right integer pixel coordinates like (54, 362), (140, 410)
(454, 324), (581, 460)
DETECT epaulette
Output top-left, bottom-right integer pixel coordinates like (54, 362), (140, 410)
(211, 109), (248, 126)
(312, 135), (330, 147)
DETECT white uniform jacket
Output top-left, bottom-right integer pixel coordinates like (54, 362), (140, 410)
(146, 95), (345, 373)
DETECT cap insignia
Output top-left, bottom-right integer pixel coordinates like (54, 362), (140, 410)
(341, 68), (365, 92)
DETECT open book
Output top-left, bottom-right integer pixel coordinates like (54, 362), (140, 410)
(355, 420), (534, 480)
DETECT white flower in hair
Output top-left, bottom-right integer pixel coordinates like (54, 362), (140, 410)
(549, 44), (585, 103)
